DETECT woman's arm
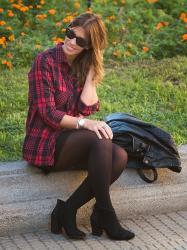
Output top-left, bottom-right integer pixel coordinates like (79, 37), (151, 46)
(79, 66), (98, 106)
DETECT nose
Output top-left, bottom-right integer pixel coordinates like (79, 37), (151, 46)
(70, 38), (76, 46)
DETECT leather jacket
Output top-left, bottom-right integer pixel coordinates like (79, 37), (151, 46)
(104, 113), (181, 175)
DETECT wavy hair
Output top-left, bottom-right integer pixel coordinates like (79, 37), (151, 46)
(69, 13), (108, 86)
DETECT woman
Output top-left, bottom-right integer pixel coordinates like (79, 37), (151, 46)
(23, 12), (135, 241)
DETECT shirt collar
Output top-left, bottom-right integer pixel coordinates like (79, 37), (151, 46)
(56, 42), (69, 65)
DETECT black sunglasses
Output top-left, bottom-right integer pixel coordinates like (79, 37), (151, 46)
(65, 27), (88, 48)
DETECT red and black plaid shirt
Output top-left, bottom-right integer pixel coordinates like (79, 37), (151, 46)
(22, 42), (100, 167)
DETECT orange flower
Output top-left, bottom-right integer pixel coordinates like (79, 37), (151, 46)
(36, 14), (47, 20)
(182, 34), (187, 41)
(28, 5), (33, 9)
(179, 13), (187, 20)
(40, 0), (45, 4)
(113, 49), (122, 57)
(8, 10), (14, 17)
(52, 37), (64, 44)
(63, 15), (74, 23)
(124, 51), (132, 57)
(0, 21), (6, 26)
(7, 52), (13, 58)
(147, 0), (158, 3)
(20, 6), (29, 12)
(2, 60), (13, 69)
(74, 2), (80, 9)
(9, 34), (15, 41)
(48, 9), (56, 15)
(35, 44), (41, 49)
(21, 32), (26, 36)
(143, 46), (149, 52)
(156, 21), (169, 30)
(107, 15), (116, 21)
(0, 8), (4, 13)
(183, 17), (187, 23)
(36, 5), (42, 9)
(6, 26), (12, 30)
(0, 36), (6, 47)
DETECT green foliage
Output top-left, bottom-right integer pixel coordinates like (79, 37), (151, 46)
(0, 56), (187, 161)
(0, 0), (187, 69)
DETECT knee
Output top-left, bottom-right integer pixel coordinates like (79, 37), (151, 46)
(113, 144), (128, 171)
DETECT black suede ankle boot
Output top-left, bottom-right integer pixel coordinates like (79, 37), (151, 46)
(51, 199), (86, 239)
(90, 204), (135, 241)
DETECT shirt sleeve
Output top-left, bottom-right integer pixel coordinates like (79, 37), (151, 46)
(28, 53), (66, 130)
(77, 98), (100, 116)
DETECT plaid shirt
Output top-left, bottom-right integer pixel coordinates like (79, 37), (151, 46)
(22, 42), (100, 167)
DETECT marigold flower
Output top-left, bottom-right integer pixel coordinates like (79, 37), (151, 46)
(28, 5), (33, 9)
(179, 13), (187, 21)
(8, 10), (14, 17)
(124, 51), (132, 56)
(0, 21), (6, 26)
(21, 32), (26, 36)
(0, 8), (4, 13)
(40, 0), (45, 4)
(2, 60), (13, 69)
(147, 0), (158, 3)
(12, 4), (21, 9)
(48, 9), (56, 15)
(182, 34), (187, 41)
(35, 44), (41, 49)
(36, 14), (47, 20)
(0, 37), (7, 48)
(74, 2), (80, 9)
(107, 15), (116, 21)
(7, 52), (13, 58)
(183, 17), (187, 23)
(143, 46), (149, 52)
(156, 21), (169, 30)
(36, 5), (42, 9)
(9, 34), (15, 41)
(52, 37), (64, 44)
(61, 28), (66, 32)
(6, 26), (12, 30)
(20, 6), (29, 12)
(63, 15), (74, 23)
(113, 49), (122, 57)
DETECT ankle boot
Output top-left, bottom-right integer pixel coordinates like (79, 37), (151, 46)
(51, 199), (86, 239)
(90, 204), (135, 241)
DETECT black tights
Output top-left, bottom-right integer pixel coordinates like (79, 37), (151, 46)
(53, 129), (128, 211)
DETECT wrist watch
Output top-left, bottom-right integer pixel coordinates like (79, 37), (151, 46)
(77, 118), (85, 129)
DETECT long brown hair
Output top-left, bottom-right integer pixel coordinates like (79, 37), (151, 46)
(69, 13), (107, 86)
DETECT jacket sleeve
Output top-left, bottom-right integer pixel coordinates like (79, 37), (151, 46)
(28, 53), (66, 130)
(77, 97), (100, 116)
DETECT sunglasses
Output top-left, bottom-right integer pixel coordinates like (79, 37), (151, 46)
(65, 27), (88, 48)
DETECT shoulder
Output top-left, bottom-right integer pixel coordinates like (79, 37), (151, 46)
(34, 45), (57, 66)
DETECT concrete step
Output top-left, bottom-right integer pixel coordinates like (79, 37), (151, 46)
(0, 145), (186, 236)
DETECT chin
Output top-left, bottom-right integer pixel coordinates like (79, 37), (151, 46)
(64, 42), (83, 56)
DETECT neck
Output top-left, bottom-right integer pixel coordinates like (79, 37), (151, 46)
(62, 44), (76, 65)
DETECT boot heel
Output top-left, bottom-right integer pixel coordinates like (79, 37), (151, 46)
(91, 219), (103, 236)
(51, 211), (62, 234)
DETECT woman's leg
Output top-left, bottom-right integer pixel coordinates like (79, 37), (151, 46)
(54, 129), (127, 210)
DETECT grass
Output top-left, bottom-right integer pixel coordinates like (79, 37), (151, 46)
(0, 56), (187, 161)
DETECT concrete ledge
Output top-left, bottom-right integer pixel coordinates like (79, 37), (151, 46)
(0, 145), (186, 236)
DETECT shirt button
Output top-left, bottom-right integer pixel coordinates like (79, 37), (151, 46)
(144, 160), (149, 164)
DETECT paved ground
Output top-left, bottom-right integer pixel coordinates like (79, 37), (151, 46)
(0, 210), (186, 250)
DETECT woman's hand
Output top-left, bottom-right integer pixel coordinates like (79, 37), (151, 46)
(83, 119), (113, 140)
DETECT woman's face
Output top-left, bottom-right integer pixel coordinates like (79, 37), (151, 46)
(63, 26), (87, 57)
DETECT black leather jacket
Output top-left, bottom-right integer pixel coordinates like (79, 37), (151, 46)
(104, 113), (181, 175)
